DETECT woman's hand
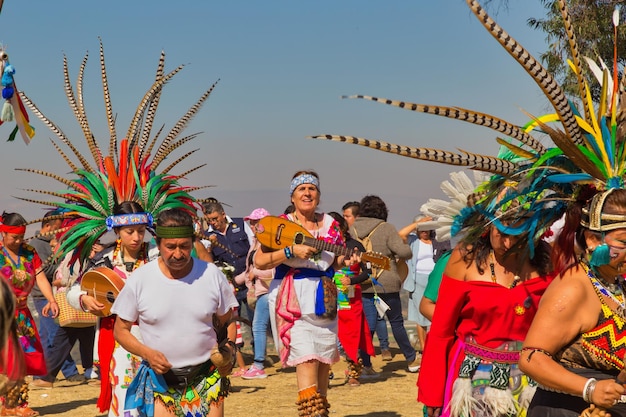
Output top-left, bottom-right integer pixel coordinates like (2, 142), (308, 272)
(425, 406), (442, 417)
(292, 244), (317, 259)
(343, 251), (360, 267)
(591, 379), (625, 409)
(339, 276), (351, 286)
(42, 300), (59, 318)
(80, 294), (105, 314)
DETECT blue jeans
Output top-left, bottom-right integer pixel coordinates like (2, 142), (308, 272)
(252, 293), (270, 367)
(40, 325), (95, 383)
(375, 314), (390, 351)
(360, 292), (415, 368)
(33, 297), (78, 379)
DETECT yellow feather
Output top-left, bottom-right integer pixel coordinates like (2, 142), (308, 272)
(495, 138), (537, 160)
(523, 113), (560, 133)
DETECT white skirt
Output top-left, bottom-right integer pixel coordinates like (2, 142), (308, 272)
(286, 313), (339, 367)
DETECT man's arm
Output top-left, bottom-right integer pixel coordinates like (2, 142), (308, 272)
(194, 239), (214, 262)
(114, 316), (172, 374)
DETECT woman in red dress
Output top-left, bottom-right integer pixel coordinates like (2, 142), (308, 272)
(418, 222), (554, 417)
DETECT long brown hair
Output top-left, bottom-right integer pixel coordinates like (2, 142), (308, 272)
(551, 187), (618, 274)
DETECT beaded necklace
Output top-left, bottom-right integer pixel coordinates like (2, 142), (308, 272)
(113, 240), (147, 272)
(581, 261), (626, 314)
(2, 246), (21, 269)
(489, 250), (521, 289)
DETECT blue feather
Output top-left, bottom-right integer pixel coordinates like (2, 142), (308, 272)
(547, 173), (593, 183)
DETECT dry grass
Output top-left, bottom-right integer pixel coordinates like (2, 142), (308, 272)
(28, 348), (423, 417)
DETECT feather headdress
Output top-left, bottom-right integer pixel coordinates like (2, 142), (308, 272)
(16, 40), (216, 262)
(310, 0), (626, 253)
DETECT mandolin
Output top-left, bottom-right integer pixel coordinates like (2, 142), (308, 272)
(254, 216), (391, 270)
(80, 267), (126, 317)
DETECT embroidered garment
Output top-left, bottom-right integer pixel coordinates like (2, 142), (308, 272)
(154, 363), (228, 417)
(558, 270), (626, 373)
(273, 212), (343, 367)
(88, 243), (159, 417)
(0, 242), (46, 377)
(417, 274), (554, 417)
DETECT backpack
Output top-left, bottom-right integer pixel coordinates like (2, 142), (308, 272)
(352, 222), (385, 277)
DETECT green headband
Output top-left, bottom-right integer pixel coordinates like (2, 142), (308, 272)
(155, 225), (195, 238)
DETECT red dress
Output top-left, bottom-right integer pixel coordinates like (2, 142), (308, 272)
(0, 242), (47, 377)
(336, 265), (375, 362)
(417, 273), (554, 416)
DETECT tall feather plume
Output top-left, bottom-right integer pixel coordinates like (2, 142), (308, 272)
(308, 134), (516, 175)
(557, 0), (592, 124)
(17, 189), (82, 203)
(17, 43), (216, 263)
(126, 65), (185, 144)
(161, 149), (200, 175)
(150, 81), (219, 170)
(19, 92), (94, 172)
(151, 133), (201, 169)
(48, 138), (79, 173)
(466, 0), (588, 158)
(144, 124), (165, 162)
(138, 50), (166, 156)
(63, 53), (101, 168)
(342, 95), (547, 154)
(309, 0), (621, 253)
(15, 168), (86, 190)
(99, 39), (117, 158)
(178, 164), (208, 179)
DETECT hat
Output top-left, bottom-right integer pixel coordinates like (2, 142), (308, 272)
(244, 208), (270, 221)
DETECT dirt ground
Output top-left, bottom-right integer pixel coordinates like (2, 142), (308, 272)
(27, 346), (424, 417)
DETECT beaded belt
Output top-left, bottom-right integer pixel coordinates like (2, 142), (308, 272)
(465, 341), (520, 364)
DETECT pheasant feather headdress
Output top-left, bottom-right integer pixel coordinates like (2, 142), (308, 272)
(310, 0), (626, 251)
(16, 40), (216, 262)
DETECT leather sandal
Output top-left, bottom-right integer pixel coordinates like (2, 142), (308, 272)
(8, 406), (39, 417)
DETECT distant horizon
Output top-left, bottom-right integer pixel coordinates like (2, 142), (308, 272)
(13, 185), (438, 239)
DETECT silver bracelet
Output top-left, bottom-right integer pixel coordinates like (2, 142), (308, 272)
(582, 378), (598, 403)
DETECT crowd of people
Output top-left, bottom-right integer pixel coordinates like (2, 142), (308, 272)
(0, 180), (436, 417)
(6, 1), (626, 416)
(8, 165), (626, 417)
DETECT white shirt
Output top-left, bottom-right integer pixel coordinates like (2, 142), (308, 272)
(111, 258), (239, 368)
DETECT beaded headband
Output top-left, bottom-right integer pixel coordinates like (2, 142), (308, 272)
(290, 174), (320, 195)
(155, 225), (195, 238)
(105, 213), (153, 231)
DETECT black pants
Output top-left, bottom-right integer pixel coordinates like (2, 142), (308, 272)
(41, 325), (96, 382)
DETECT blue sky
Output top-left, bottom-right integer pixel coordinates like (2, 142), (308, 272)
(0, 0), (552, 228)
